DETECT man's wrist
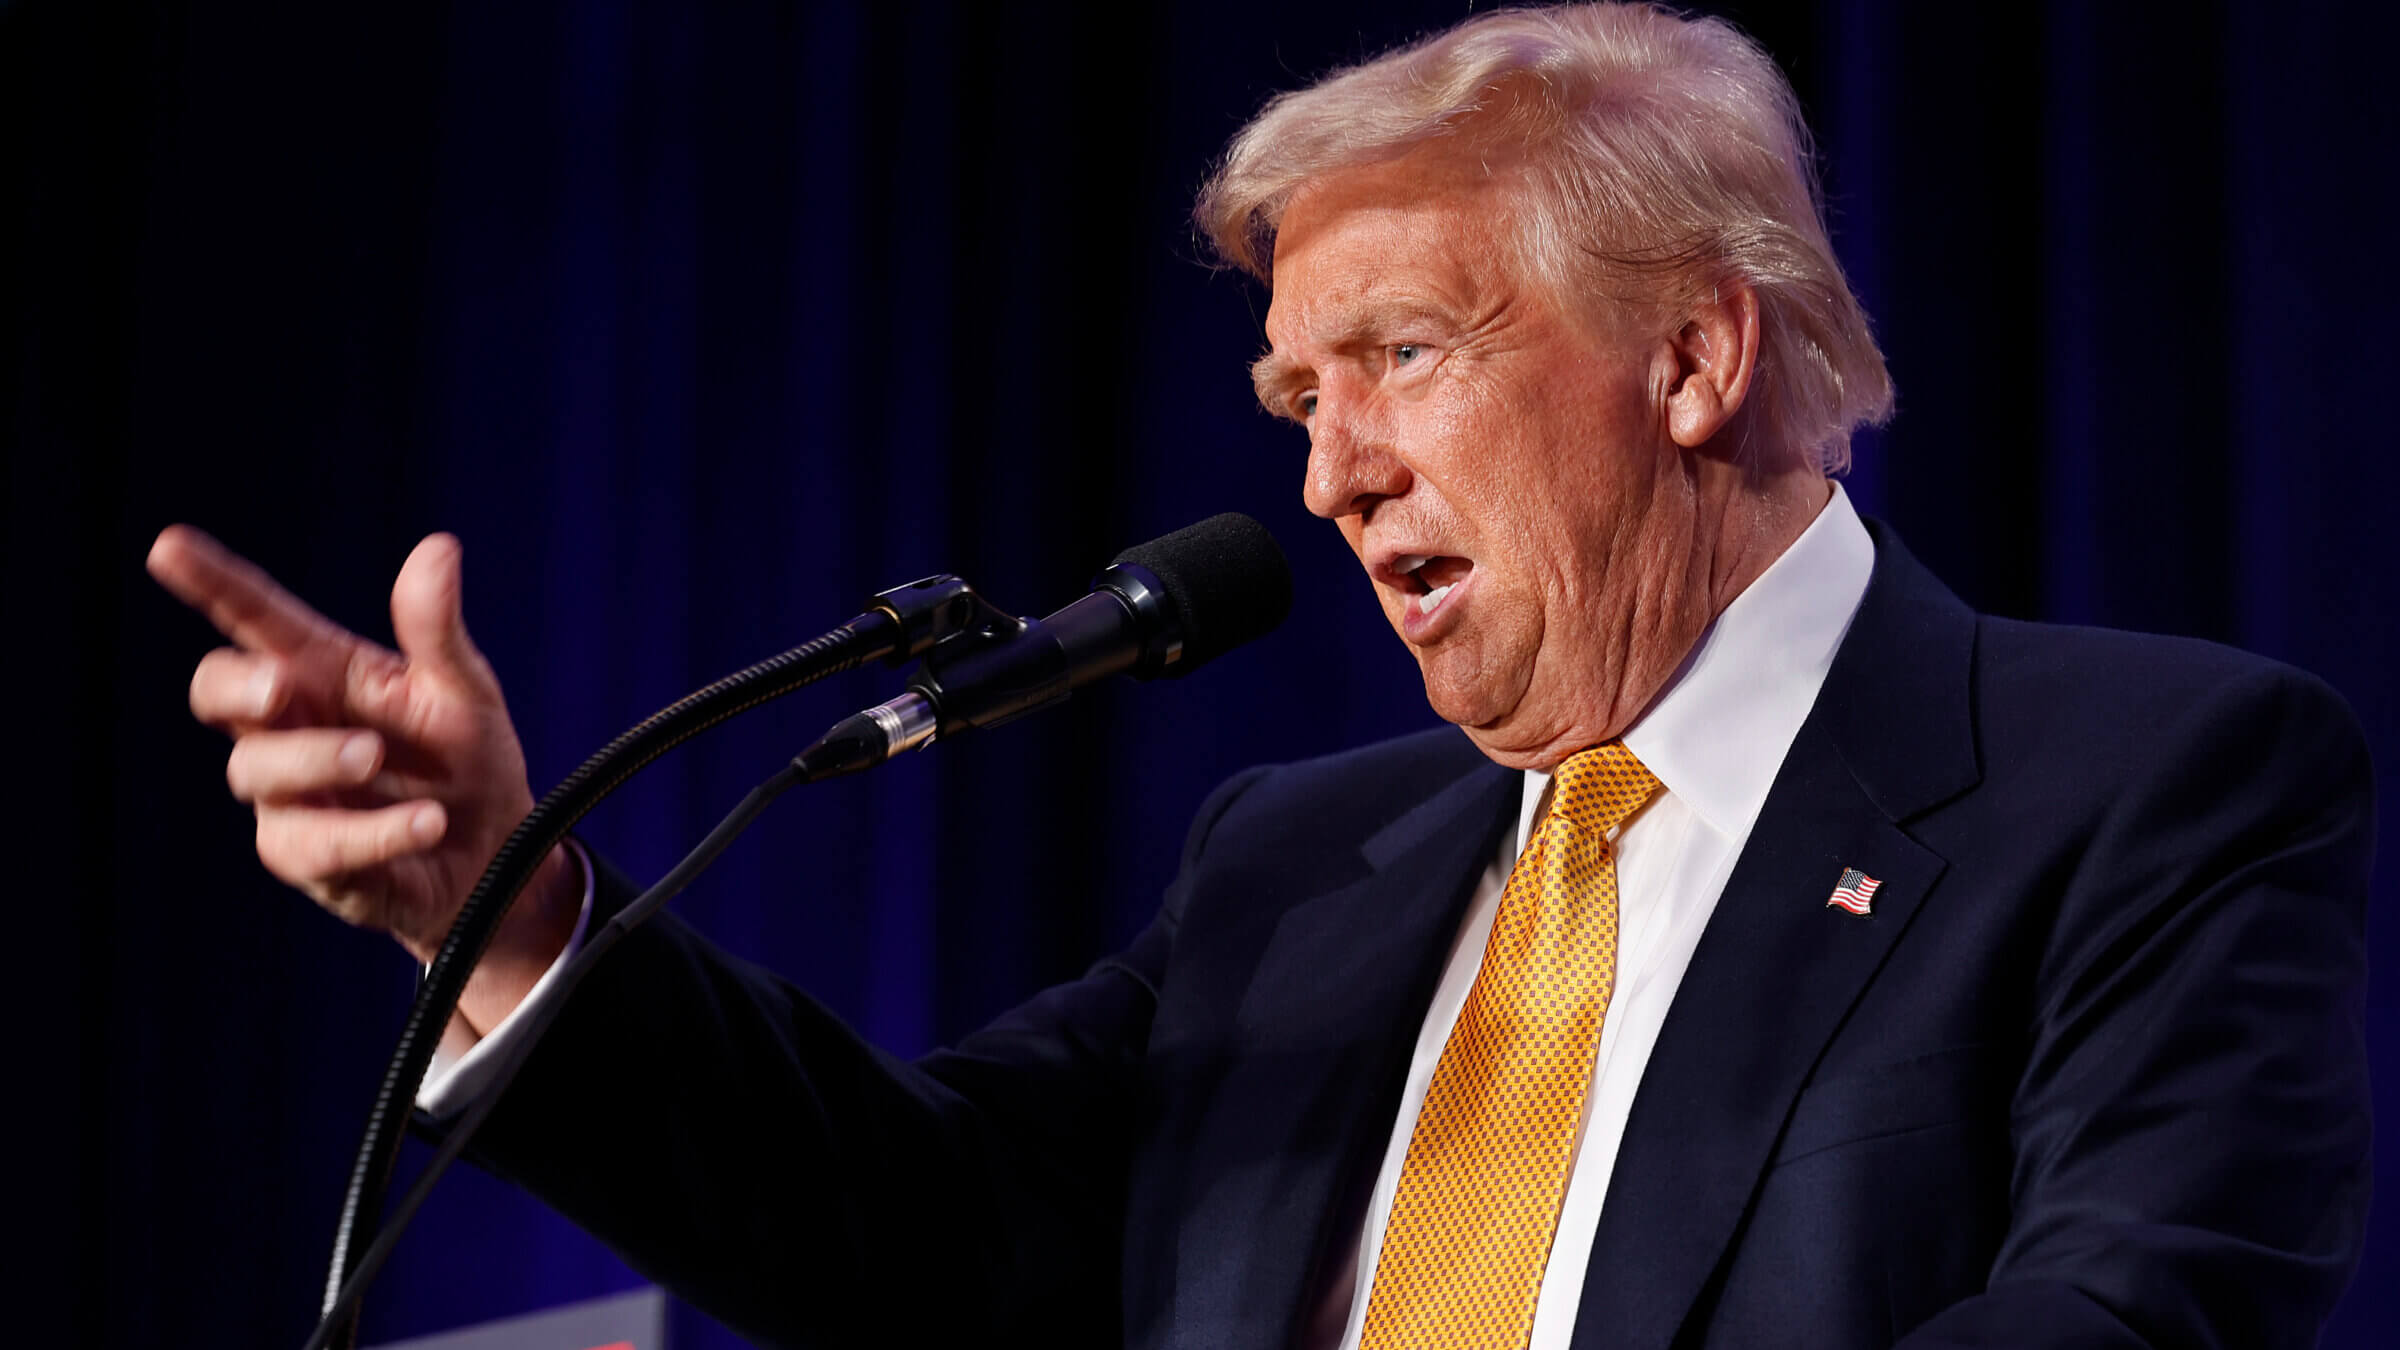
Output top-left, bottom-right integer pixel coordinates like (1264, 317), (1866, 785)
(455, 840), (589, 1036)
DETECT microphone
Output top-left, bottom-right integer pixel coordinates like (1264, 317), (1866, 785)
(798, 513), (1291, 780)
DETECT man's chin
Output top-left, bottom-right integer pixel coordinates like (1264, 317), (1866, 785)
(1420, 676), (1522, 752)
(1456, 721), (1563, 772)
(1430, 682), (1582, 771)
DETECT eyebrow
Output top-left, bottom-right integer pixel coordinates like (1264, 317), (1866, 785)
(1248, 291), (1464, 417)
(1250, 350), (1306, 417)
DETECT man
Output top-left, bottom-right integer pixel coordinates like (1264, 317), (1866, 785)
(150, 5), (2371, 1347)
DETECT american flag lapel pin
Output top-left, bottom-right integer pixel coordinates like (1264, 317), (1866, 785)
(1826, 866), (1882, 916)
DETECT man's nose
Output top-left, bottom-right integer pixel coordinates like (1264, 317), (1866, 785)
(1302, 399), (1411, 520)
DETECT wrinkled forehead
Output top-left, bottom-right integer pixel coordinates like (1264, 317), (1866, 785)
(1263, 154), (1535, 343)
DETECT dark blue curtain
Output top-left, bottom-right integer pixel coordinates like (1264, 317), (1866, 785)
(7, 2), (2392, 1345)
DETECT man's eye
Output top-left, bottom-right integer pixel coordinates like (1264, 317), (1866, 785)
(1393, 344), (1421, 366)
(1298, 393), (1318, 419)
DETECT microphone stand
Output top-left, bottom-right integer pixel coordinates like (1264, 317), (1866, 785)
(303, 511), (1288, 1349)
(306, 573), (1018, 1350)
(300, 760), (805, 1350)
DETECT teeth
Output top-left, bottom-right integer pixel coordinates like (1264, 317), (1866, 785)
(1394, 554), (1429, 576)
(1414, 582), (1455, 616)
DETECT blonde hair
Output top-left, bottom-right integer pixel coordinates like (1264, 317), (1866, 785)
(1194, 3), (1893, 472)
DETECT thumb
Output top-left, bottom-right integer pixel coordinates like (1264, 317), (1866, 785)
(391, 533), (495, 692)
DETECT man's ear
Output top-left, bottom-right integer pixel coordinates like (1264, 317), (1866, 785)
(1664, 280), (1761, 449)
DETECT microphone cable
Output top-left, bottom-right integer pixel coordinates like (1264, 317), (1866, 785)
(312, 609), (914, 1350)
(298, 757), (809, 1350)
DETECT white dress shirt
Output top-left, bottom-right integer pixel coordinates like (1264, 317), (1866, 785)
(425, 487), (1876, 1350)
(1310, 484), (1873, 1350)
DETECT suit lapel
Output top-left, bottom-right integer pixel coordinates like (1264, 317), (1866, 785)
(1571, 524), (1981, 1350)
(1166, 755), (1518, 1349)
(1569, 722), (1947, 1349)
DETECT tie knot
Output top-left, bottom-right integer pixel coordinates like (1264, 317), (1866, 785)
(1548, 742), (1661, 834)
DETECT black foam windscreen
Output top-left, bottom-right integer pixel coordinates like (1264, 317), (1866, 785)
(1113, 512), (1292, 678)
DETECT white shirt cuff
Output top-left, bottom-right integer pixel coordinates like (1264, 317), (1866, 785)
(415, 837), (597, 1119)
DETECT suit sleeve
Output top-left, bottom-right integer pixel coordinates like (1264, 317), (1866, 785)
(445, 764), (1272, 1350)
(1896, 667), (2375, 1349)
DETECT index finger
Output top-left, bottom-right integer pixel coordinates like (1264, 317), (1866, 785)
(147, 524), (347, 655)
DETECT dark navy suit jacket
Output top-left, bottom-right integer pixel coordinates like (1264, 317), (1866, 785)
(470, 525), (2374, 1349)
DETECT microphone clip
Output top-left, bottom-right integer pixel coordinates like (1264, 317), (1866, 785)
(866, 574), (1019, 663)
(797, 573), (1063, 783)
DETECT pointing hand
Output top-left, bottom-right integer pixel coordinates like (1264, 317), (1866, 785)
(149, 526), (577, 1032)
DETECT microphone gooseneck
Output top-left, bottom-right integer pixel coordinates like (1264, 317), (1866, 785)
(316, 614), (902, 1350)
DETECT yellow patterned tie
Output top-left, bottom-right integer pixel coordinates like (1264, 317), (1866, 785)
(1359, 742), (1662, 1350)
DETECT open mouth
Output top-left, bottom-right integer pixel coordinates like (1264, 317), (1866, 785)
(1393, 553), (1473, 618)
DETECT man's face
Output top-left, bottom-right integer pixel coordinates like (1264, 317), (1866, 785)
(1256, 152), (1688, 766)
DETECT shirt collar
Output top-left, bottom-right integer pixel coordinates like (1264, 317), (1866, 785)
(1517, 483), (1875, 846)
